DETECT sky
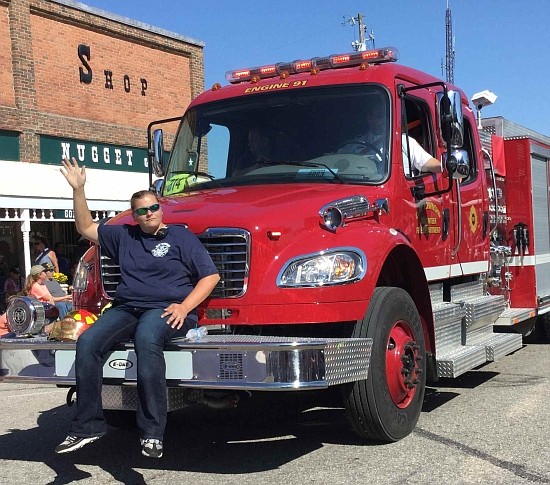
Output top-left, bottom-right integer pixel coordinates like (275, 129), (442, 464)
(75, 0), (550, 136)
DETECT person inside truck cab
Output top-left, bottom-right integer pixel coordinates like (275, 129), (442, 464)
(401, 132), (442, 175)
(55, 157), (220, 459)
(248, 126), (272, 163)
(232, 127), (273, 176)
(401, 102), (442, 175)
(337, 99), (441, 176)
(336, 100), (387, 168)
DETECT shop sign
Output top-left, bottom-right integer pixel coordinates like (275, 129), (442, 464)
(54, 209), (75, 219)
(40, 135), (148, 173)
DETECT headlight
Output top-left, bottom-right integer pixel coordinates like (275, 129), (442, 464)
(277, 248), (366, 287)
(72, 261), (91, 291)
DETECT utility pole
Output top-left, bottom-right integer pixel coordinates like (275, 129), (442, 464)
(343, 13), (375, 52)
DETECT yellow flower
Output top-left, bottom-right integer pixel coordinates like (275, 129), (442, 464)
(53, 272), (68, 283)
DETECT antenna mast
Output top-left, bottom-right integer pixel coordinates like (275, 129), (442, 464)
(343, 13), (375, 52)
(445, 0), (455, 83)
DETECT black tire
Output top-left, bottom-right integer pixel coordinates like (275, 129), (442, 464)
(103, 409), (137, 429)
(537, 313), (550, 342)
(538, 313), (550, 342)
(343, 287), (426, 442)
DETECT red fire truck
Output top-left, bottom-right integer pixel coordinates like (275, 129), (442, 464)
(2, 47), (549, 443)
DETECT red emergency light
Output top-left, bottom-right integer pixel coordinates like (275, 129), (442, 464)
(225, 47), (399, 84)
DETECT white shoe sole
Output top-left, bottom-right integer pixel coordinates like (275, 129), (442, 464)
(55, 436), (100, 454)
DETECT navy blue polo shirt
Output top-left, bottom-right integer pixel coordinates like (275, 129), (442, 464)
(98, 224), (218, 319)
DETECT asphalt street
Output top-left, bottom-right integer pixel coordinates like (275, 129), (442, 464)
(0, 341), (549, 485)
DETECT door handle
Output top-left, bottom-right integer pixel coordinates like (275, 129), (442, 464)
(442, 208), (450, 241)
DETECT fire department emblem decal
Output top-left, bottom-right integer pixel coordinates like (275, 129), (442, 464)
(469, 206), (478, 233)
(151, 242), (170, 257)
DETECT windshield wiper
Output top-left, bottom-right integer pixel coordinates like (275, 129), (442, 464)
(170, 170), (216, 181)
(258, 160), (344, 184)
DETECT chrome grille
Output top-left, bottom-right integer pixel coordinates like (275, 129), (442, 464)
(99, 251), (120, 298)
(198, 228), (249, 298)
(99, 228), (249, 299)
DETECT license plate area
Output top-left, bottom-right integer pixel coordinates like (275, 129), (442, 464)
(55, 350), (194, 380)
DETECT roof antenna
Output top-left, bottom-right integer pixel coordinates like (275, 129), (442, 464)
(343, 13), (375, 51)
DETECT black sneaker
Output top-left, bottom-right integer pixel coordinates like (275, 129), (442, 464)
(141, 438), (163, 458)
(55, 435), (101, 454)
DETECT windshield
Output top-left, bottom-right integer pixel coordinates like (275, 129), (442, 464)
(163, 85), (390, 195)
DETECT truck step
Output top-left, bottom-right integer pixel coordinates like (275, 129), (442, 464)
(429, 282), (444, 304)
(462, 295), (506, 332)
(433, 302), (466, 352)
(484, 333), (523, 361)
(495, 308), (536, 326)
(450, 279), (485, 301)
(436, 345), (488, 378)
(435, 332), (523, 378)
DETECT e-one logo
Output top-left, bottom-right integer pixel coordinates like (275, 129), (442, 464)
(109, 359), (134, 370)
(78, 44), (148, 96)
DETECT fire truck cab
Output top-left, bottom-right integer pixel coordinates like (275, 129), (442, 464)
(1, 47), (531, 443)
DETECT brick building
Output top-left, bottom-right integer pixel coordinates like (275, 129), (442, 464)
(0, 0), (204, 285)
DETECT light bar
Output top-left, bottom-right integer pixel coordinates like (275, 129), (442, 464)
(225, 46), (399, 84)
(328, 48), (399, 68)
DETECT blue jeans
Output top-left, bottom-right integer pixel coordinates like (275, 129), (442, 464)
(55, 301), (72, 319)
(69, 305), (191, 440)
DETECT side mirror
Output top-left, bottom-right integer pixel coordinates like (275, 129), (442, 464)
(437, 90), (464, 149)
(443, 149), (470, 180)
(150, 178), (164, 195)
(152, 129), (165, 177)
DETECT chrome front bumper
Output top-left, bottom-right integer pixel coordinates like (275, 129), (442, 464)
(0, 335), (372, 390)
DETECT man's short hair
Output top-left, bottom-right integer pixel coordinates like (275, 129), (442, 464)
(130, 190), (159, 210)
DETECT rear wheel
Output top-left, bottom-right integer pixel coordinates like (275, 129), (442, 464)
(542, 313), (550, 338)
(536, 313), (550, 342)
(343, 287), (426, 442)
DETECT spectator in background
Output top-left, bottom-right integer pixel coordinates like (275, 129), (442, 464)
(24, 264), (70, 309)
(0, 311), (8, 337)
(4, 267), (24, 299)
(0, 252), (8, 280)
(24, 265), (55, 305)
(54, 242), (72, 280)
(42, 262), (72, 318)
(0, 241), (14, 277)
(0, 241), (16, 270)
(34, 237), (59, 273)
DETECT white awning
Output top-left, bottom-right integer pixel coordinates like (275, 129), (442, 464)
(0, 159), (154, 211)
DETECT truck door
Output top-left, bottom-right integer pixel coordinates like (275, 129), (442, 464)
(396, 88), (452, 281)
(452, 117), (490, 277)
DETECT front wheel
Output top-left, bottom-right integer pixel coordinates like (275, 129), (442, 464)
(343, 287), (426, 442)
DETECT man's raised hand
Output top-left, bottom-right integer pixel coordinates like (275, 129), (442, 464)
(60, 157), (86, 190)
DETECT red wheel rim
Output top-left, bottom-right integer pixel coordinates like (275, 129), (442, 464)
(385, 320), (421, 408)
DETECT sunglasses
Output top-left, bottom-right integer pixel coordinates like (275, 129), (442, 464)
(134, 203), (160, 216)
